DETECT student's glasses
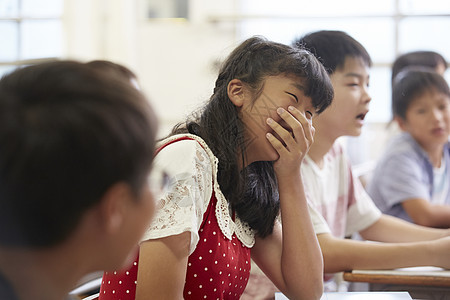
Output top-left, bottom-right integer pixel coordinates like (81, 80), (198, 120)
(148, 165), (170, 199)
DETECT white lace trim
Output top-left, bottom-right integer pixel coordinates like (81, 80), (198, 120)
(159, 134), (255, 248)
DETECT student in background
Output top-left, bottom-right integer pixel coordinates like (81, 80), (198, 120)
(384, 51), (448, 141)
(100, 36), (334, 300)
(367, 69), (450, 227)
(0, 60), (158, 300)
(293, 30), (450, 295)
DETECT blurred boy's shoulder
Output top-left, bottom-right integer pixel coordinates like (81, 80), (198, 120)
(376, 132), (432, 168)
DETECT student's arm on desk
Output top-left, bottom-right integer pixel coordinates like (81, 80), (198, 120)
(401, 198), (450, 228)
(316, 233), (450, 274)
(358, 214), (450, 243)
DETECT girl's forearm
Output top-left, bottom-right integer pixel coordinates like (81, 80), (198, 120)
(277, 172), (324, 299)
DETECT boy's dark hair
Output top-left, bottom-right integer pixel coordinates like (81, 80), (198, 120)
(392, 51), (447, 85)
(0, 61), (157, 247)
(171, 36), (333, 237)
(292, 30), (372, 74)
(392, 68), (450, 119)
(85, 60), (137, 82)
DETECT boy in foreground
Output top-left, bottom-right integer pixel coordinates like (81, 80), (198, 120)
(0, 61), (159, 300)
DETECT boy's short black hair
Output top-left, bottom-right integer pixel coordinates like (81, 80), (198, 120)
(292, 30), (372, 74)
(392, 51), (448, 85)
(392, 68), (450, 119)
(0, 61), (157, 247)
(85, 60), (137, 82)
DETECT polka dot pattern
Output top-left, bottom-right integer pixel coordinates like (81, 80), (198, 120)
(183, 194), (251, 299)
(98, 192), (251, 300)
(99, 253), (139, 300)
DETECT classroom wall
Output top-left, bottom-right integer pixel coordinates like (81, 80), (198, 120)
(64, 0), (239, 137)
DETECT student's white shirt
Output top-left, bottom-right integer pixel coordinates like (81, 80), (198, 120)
(432, 157), (449, 205)
(302, 141), (381, 239)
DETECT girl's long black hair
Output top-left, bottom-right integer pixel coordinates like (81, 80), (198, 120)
(171, 36), (333, 238)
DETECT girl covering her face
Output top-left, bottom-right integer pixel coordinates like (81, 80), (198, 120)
(99, 36), (333, 300)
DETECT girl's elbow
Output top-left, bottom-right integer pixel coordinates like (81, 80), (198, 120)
(285, 276), (324, 300)
(309, 281), (324, 300)
(287, 285), (323, 300)
(313, 272), (325, 299)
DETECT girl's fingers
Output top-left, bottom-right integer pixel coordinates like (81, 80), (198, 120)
(285, 106), (314, 144)
(266, 118), (291, 154)
(266, 115), (297, 149)
(270, 107), (313, 151)
(266, 120), (305, 161)
(265, 132), (289, 155)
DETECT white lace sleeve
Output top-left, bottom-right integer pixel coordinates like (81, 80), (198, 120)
(141, 138), (213, 255)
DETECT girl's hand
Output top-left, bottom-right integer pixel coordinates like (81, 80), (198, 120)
(265, 105), (314, 177)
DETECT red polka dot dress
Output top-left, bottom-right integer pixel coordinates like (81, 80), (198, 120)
(100, 258), (139, 299)
(99, 134), (256, 300)
(183, 193), (250, 299)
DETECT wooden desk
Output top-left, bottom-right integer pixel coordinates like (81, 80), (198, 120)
(343, 267), (450, 288)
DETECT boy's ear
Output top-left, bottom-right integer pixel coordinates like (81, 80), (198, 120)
(394, 115), (407, 131)
(227, 79), (245, 107)
(98, 182), (130, 234)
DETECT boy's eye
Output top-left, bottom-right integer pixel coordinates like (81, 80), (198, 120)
(439, 103), (449, 110)
(416, 109), (426, 114)
(306, 111), (313, 119)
